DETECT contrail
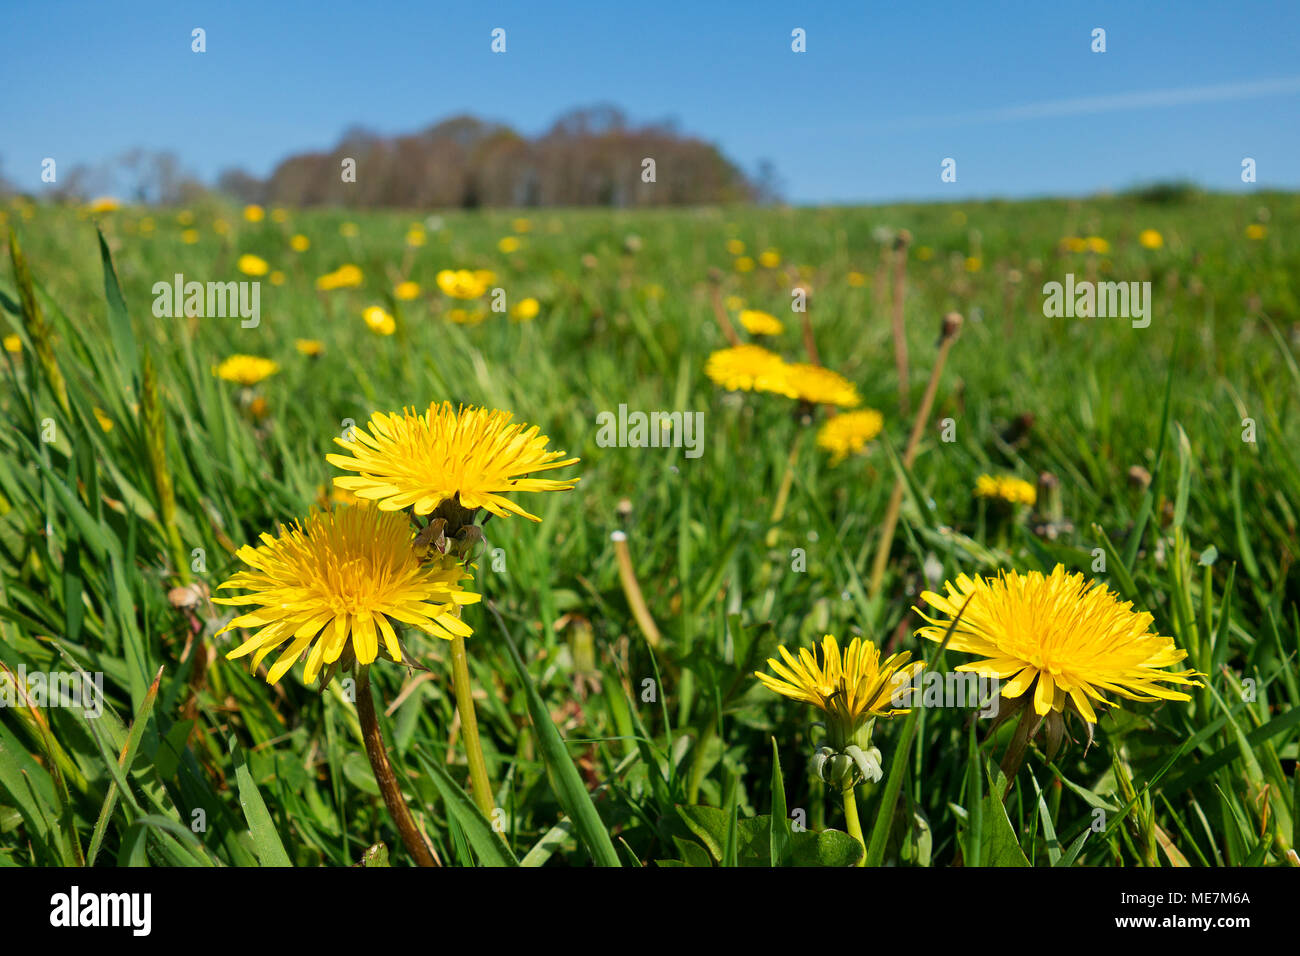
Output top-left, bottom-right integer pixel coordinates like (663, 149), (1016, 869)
(888, 76), (1300, 130)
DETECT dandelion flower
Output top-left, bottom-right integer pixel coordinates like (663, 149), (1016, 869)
(738, 309), (784, 336)
(406, 227), (427, 247)
(915, 565), (1202, 723)
(1084, 236), (1110, 254)
(340, 221), (359, 237)
(1138, 229), (1164, 249)
(316, 264), (363, 291)
(363, 306), (396, 336)
(243, 204), (265, 223)
(847, 271), (868, 287)
(87, 197), (121, 214)
(436, 269), (489, 299)
(215, 507), (481, 684)
(498, 236), (521, 254)
(733, 255), (756, 273)
(216, 354), (279, 386)
(328, 402), (580, 522)
(394, 281), (421, 301)
(269, 270), (285, 286)
(1245, 224), (1267, 240)
(447, 307), (487, 326)
(724, 294), (745, 311)
(704, 344), (793, 396)
(758, 249), (781, 268)
(270, 207), (289, 223)
(290, 234), (311, 252)
(756, 635), (922, 732)
(295, 338), (325, 357)
(238, 254), (269, 277)
(817, 409), (884, 464)
(975, 474), (1036, 507)
(511, 218), (532, 233)
(3, 334), (21, 354)
(182, 229), (200, 245)
(510, 297), (540, 321)
(783, 363), (861, 407)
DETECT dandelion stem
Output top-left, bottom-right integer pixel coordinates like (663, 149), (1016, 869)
(356, 666), (438, 867)
(612, 530), (662, 648)
(449, 632), (495, 819)
(708, 278), (741, 346)
(999, 703), (1038, 792)
(868, 312), (962, 600)
(890, 231), (912, 418)
(842, 783), (866, 866)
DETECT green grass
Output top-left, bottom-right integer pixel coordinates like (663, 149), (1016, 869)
(0, 190), (1296, 867)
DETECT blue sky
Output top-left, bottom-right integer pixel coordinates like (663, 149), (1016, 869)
(3, 0), (1297, 204)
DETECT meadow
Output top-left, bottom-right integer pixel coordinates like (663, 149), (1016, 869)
(0, 188), (1297, 867)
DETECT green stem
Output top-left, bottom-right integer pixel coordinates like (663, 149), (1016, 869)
(842, 784), (866, 867)
(449, 632), (495, 818)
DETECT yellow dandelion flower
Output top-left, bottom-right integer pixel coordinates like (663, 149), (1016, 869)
(87, 197), (120, 214)
(817, 409), (884, 464)
(723, 294), (745, 311)
(725, 239), (746, 256)
(510, 297), (540, 321)
(290, 233), (311, 252)
(213, 219), (230, 235)
(177, 210), (195, 226)
(243, 204), (265, 223)
(315, 264), (363, 291)
(847, 271), (868, 287)
(139, 217), (155, 234)
(394, 281), (421, 301)
(295, 338), (325, 357)
(916, 246), (934, 261)
(756, 634), (922, 731)
(3, 334), (21, 354)
(1138, 229), (1164, 249)
(738, 309), (784, 336)
(704, 344), (793, 396)
(363, 305), (396, 336)
(270, 207), (289, 223)
(327, 402), (580, 522)
(1084, 236), (1110, 254)
(269, 270), (285, 286)
(783, 363), (860, 407)
(1060, 236), (1087, 253)
(216, 354), (279, 386)
(964, 256), (983, 272)
(498, 236), (521, 253)
(215, 507), (481, 685)
(511, 217), (532, 233)
(974, 474), (1036, 507)
(436, 269), (489, 299)
(1245, 224), (1267, 240)
(447, 308), (488, 325)
(182, 229), (200, 245)
(406, 227), (427, 247)
(758, 249), (781, 268)
(238, 254), (269, 277)
(339, 221), (359, 237)
(915, 565), (1202, 723)
(734, 255), (756, 273)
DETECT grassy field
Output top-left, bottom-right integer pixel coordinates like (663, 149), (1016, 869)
(1, 188), (1297, 868)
